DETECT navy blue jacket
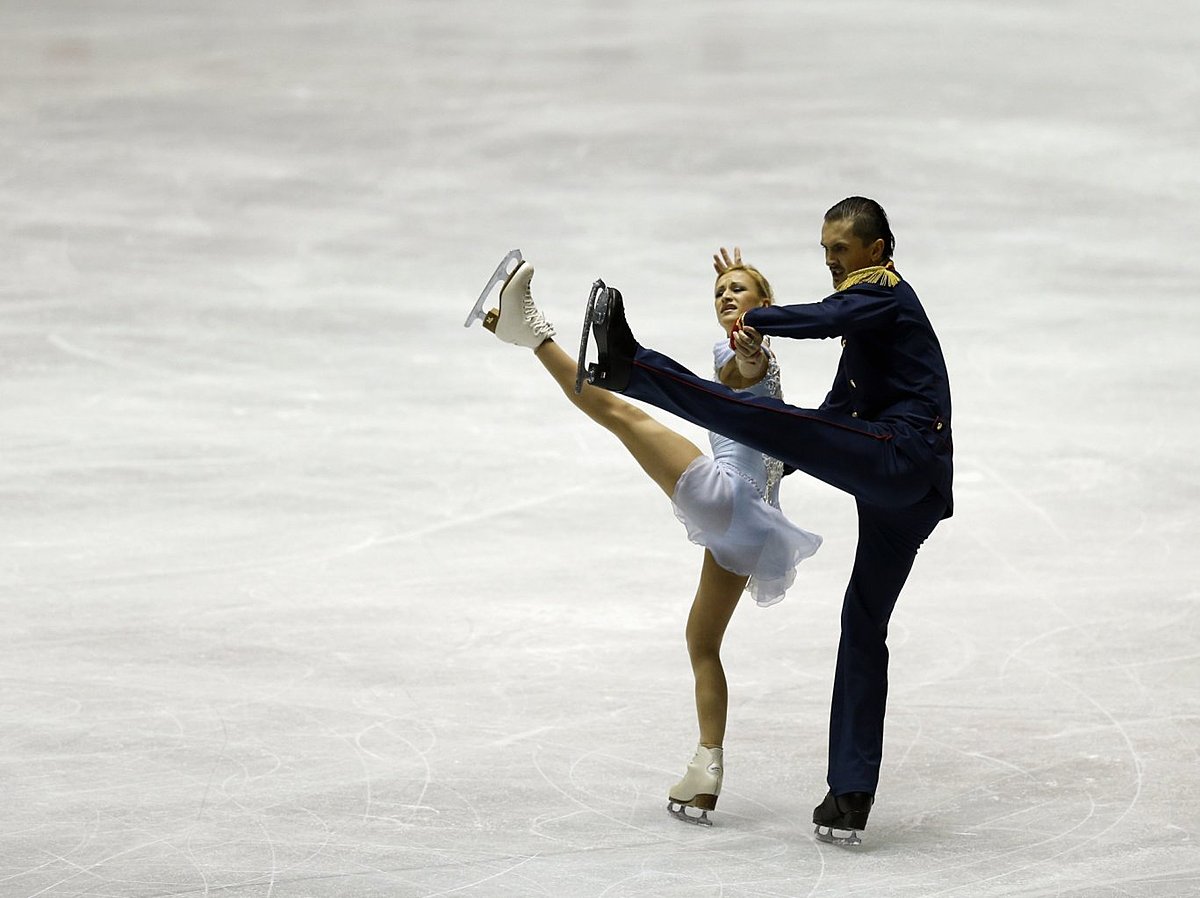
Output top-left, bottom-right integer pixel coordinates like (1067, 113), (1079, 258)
(743, 277), (953, 518)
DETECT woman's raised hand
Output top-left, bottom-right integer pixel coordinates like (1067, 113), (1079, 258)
(712, 246), (743, 275)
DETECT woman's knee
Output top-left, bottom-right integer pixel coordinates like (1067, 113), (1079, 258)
(686, 622), (722, 664)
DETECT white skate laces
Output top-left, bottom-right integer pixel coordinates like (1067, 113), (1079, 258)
(667, 744), (723, 826)
(483, 262), (555, 349)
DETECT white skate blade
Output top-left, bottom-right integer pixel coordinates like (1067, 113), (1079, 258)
(667, 800), (713, 826)
(814, 824), (862, 846)
(464, 249), (522, 328)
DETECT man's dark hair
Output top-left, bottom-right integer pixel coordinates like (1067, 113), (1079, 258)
(825, 196), (895, 261)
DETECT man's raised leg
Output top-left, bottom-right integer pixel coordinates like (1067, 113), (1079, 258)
(583, 287), (930, 507)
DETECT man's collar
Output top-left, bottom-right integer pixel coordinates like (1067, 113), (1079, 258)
(836, 265), (901, 291)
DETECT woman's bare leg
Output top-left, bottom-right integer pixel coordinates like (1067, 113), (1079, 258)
(533, 338), (701, 497)
(687, 550), (747, 747)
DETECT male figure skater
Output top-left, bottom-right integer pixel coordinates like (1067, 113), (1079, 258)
(583, 197), (953, 844)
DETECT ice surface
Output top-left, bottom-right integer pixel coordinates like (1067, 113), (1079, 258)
(2, 1), (1198, 895)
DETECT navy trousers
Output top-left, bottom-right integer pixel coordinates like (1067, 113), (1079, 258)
(623, 347), (947, 795)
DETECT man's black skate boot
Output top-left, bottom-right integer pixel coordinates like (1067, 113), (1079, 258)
(585, 285), (638, 392)
(812, 790), (873, 846)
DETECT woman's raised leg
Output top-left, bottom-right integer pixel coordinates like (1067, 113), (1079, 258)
(482, 261), (702, 497)
(533, 338), (702, 498)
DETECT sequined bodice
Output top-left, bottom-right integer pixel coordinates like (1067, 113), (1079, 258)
(709, 341), (786, 506)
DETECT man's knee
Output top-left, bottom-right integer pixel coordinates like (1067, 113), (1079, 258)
(840, 582), (899, 647)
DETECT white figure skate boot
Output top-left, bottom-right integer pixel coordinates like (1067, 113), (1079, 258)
(481, 261), (555, 349)
(667, 744), (723, 825)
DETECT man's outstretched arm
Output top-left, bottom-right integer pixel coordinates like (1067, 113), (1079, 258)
(743, 285), (899, 341)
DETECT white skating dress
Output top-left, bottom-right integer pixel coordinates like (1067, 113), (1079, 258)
(670, 341), (822, 607)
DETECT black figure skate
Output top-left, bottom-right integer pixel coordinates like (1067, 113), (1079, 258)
(812, 790), (873, 846)
(574, 280), (637, 394)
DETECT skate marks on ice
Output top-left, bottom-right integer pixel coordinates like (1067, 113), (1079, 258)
(478, 720), (1176, 896)
(516, 742), (807, 894)
(5, 465), (1192, 898)
(862, 629), (1192, 895)
(525, 741), (780, 841)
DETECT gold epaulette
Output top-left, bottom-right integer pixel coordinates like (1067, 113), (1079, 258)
(836, 266), (902, 290)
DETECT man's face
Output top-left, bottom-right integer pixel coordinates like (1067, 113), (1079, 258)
(820, 218), (883, 288)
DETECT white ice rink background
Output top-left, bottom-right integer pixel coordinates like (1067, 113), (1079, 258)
(2, 1), (1198, 896)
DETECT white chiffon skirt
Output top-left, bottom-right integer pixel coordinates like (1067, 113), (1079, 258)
(670, 456), (822, 607)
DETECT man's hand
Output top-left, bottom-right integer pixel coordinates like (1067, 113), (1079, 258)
(713, 246), (743, 275)
(732, 324), (764, 360)
(719, 322), (767, 388)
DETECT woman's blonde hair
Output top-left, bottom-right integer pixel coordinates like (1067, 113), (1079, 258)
(717, 263), (774, 304)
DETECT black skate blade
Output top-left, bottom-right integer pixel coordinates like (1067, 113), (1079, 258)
(465, 249), (523, 328)
(814, 824), (862, 846)
(667, 800), (713, 827)
(574, 279), (605, 393)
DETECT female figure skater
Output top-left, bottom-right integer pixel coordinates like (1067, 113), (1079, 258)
(471, 257), (821, 824)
